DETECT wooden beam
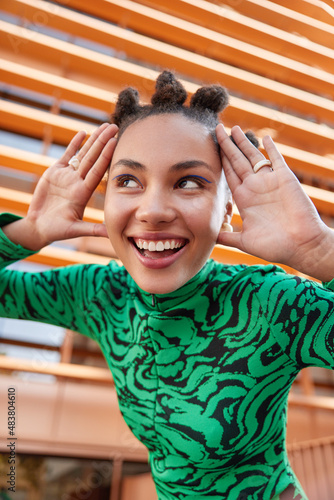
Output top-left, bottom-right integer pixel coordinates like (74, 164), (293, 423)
(0, 144), (53, 176)
(265, 0), (334, 25)
(0, 100), (92, 145)
(0, 59), (117, 114)
(0, 356), (114, 384)
(2, 4), (334, 127)
(204, 0), (334, 50)
(289, 393), (334, 411)
(0, 186), (105, 223)
(134, 0), (334, 55)
(12, 0), (334, 99)
(2, 73), (334, 157)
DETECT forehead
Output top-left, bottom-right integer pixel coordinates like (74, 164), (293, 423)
(113, 114), (219, 165)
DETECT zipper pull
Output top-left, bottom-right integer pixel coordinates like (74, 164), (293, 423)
(151, 294), (155, 307)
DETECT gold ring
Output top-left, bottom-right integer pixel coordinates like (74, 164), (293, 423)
(253, 159), (272, 173)
(68, 156), (80, 170)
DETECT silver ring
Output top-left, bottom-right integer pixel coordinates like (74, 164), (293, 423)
(68, 155), (80, 170)
(253, 159), (272, 173)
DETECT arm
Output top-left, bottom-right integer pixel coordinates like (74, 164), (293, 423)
(0, 217), (120, 338)
(251, 267), (334, 369)
(0, 123), (118, 335)
(216, 124), (334, 282)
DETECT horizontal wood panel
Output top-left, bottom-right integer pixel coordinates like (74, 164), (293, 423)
(133, 0), (334, 52)
(2, 2), (334, 127)
(51, 0), (334, 98)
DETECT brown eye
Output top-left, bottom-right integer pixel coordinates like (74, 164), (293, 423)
(176, 176), (207, 189)
(112, 175), (142, 188)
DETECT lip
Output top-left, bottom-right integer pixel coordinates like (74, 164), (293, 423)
(129, 236), (189, 269)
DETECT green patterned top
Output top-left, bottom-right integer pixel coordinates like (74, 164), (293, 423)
(0, 213), (333, 500)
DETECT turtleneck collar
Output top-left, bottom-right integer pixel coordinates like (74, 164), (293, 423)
(129, 259), (216, 312)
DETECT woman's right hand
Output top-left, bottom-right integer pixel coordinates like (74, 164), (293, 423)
(3, 123), (118, 251)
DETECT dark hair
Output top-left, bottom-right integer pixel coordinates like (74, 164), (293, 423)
(111, 71), (259, 150)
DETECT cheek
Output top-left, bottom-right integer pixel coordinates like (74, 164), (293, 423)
(180, 194), (224, 236)
(104, 189), (127, 237)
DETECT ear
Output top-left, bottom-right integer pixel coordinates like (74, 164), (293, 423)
(216, 198), (233, 244)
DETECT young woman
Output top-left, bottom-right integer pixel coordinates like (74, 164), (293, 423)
(1, 72), (333, 500)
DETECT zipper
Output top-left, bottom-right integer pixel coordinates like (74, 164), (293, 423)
(151, 294), (155, 307)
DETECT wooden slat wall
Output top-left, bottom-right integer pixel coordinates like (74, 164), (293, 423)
(0, 0), (333, 269)
(288, 435), (334, 500)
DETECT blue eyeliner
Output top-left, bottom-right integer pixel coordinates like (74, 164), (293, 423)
(188, 175), (211, 183)
(176, 175), (212, 185)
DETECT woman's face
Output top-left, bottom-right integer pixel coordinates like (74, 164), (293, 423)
(104, 114), (232, 294)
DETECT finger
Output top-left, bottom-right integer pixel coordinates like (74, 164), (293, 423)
(221, 153), (241, 193)
(84, 136), (118, 192)
(59, 130), (87, 167)
(262, 136), (290, 172)
(217, 229), (244, 251)
(79, 124), (118, 178)
(230, 126), (268, 177)
(78, 122), (110, 160)
(217, 124), (262, 181)
(70, 221), (109, 239)
(216, 124), (242, 191)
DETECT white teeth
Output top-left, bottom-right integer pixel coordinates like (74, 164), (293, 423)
(156, 241), (164, 251)
(148, 241), (156, 251)
(134, 239), (185, 252)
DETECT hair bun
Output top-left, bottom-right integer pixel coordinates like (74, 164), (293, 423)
(230, 130), (259, 150)
(190, 85), (229, 114)
(112, 87), (140, 126)
(151, 70), (187, 107)
(245, 130), (259, 148)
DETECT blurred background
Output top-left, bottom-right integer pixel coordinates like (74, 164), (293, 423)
(0, 0), (334, 498)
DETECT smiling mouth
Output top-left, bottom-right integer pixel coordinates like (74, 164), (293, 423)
(130, 237), (188, 259)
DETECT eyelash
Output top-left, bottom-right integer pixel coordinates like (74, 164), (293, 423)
(112, 174), (211, 189)
(112, 175), (142, 188)
(175, 176), (210, 189)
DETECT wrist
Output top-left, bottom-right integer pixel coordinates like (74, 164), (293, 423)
(2, 217), (47, 251)
(289, 225), (334, 282)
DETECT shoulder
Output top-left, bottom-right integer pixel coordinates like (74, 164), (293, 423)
(208, 259), (287, 288)
(52, 259), (130, 303)
(207, 260), (329, 304)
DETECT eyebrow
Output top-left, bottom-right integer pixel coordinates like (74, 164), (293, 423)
(112, 159), (213, 172)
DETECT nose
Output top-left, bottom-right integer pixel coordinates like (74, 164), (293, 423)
(135, 188), (176, 225)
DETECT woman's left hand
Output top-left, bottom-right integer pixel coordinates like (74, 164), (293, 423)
(216, 124), (333, 281)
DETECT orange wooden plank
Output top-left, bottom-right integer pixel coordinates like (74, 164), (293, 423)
(134, 0), (334, 55)
(2, 61), (334, 158)
(0, 186), (104, 225)
(267, 0), (334, 25)
(3, 40), (334, 132)
(0, 144), (53, 176)
(49, 0), (334, 99)
(205, 0), (334, 49)
(0, 60), (117, 114)
(0, 356), (114, 384)
(288, 394), (334, 411)
(0, 100), (92, 145)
